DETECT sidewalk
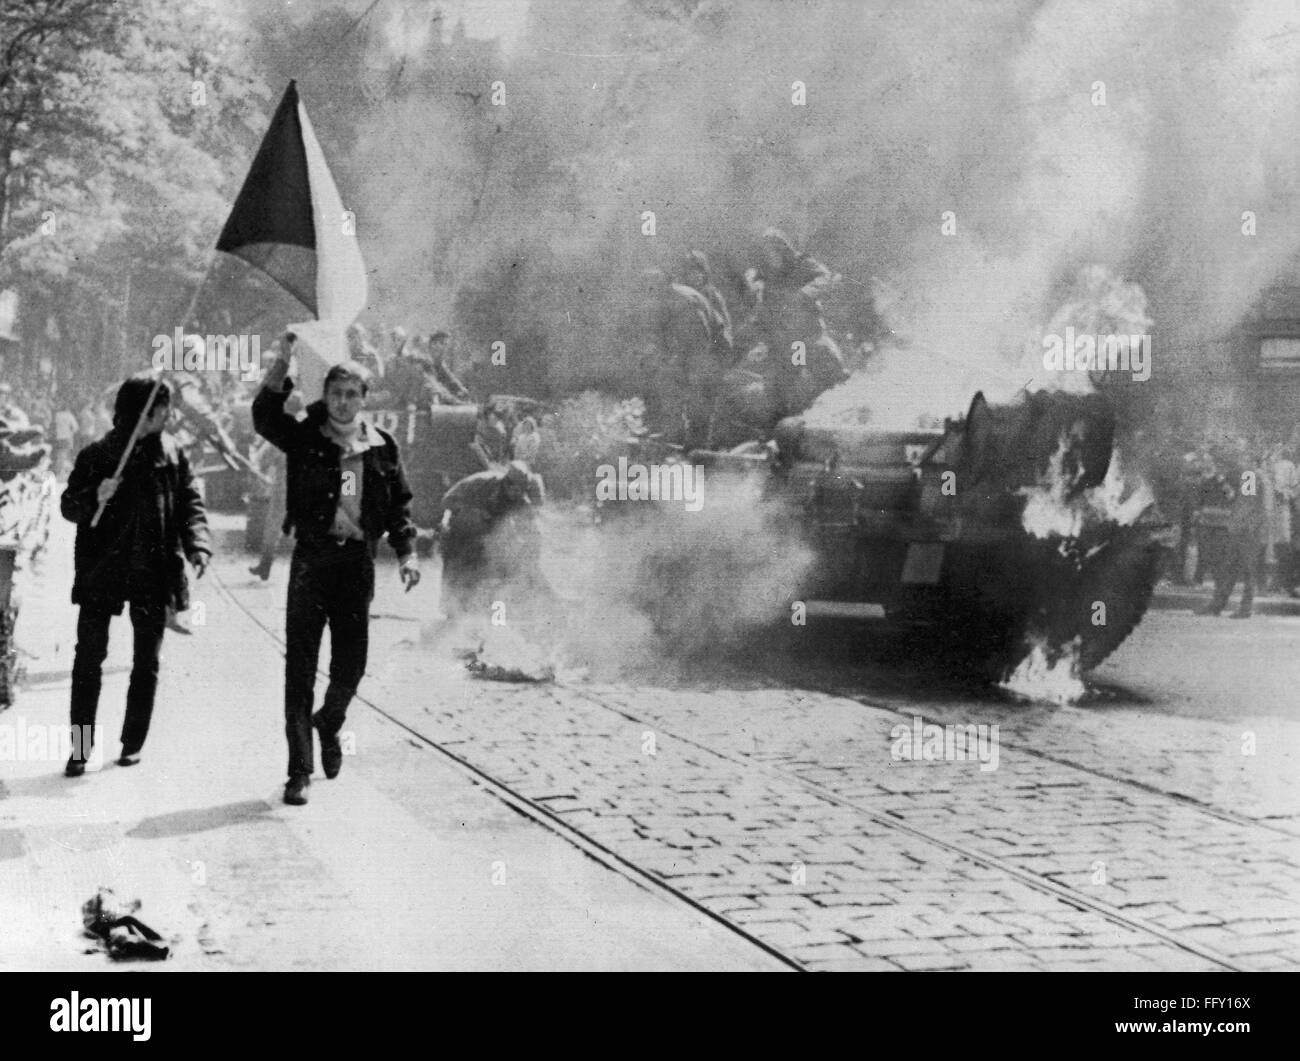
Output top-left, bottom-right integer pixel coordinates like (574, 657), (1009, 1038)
(0, 511), (784, 971)
(1150, 580), (1300, 617)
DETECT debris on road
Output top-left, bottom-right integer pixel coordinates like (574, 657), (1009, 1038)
(463, 628), (555, 683)
(81, 887), (171, 962)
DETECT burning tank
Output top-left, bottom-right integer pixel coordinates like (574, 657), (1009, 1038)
(693, 387), (1171, 682)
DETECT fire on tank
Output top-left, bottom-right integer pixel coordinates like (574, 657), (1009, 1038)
(691, 387), (1171, 681)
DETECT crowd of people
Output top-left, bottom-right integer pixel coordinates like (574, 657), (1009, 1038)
(0, 320), (494, 483)
(640, 228), (854, 450)
(1152, 428), (1300, 618)
(343, 323), (472, 409)
(0, 378), (114, 480)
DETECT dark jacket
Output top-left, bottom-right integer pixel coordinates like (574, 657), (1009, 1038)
(61, 430), (211, 612)
(1227, 465), (1266, 542)
(438, 466), (544, 565)
(252, 384), (416, 559)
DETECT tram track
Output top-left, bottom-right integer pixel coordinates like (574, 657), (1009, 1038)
(214, 565), (1252, 971)
(211, 568), (805, 971)
(741, 656), (1299, 840)
(557, 679), (1247, 972)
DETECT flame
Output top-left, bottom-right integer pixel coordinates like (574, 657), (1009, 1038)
(1000, 636), (1086, 705)
(1019, 435), (1154, 541)
(1087, 446), (1155, 527)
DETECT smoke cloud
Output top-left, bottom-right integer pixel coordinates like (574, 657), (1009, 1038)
(241, 0), (1300, 431)
(426, 471), (813, 680)
(255, 0), (1297, 431)
(231, 0), (1297, 673)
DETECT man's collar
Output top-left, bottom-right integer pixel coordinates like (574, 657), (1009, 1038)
(319, 416), (385, 453)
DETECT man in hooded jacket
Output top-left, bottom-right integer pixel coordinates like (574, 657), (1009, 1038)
(60, 374), (211, 776)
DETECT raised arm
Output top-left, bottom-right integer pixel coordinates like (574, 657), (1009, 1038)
(251, 338), (300, 452)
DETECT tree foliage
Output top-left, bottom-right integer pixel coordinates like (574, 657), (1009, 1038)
(0, 0), (268, 387)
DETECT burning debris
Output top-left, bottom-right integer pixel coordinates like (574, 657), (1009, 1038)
(998, 432), (1162, 698)
(999, 636), (1088, 706)
(1020, 437), (1157, 543)
(463, 627), (556, 684)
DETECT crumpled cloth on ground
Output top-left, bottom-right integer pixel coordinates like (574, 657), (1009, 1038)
(81, 887), (171, 961)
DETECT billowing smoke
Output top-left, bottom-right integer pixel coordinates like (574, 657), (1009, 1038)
(337, 1), (1296, 419)
(237, 0), (1300, 667)
(566, 472), (815, 674)
(432, 471), (814, 680)
(243, 0), (1300, 425)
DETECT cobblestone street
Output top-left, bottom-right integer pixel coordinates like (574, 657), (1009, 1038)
(220, 513), (1300, 972)
(3, 513), (1297, 971)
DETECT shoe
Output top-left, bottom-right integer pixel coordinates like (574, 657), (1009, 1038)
(65, 757), (86, 778)
(249, 559), (272, 581)
(165, 608), (192, 635)
(284, 776), (310, 805)
(117, 752), (141, 767)
(315, 719), (342, 779)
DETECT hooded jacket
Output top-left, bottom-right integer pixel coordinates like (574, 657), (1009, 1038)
(61, 430), (210, 612)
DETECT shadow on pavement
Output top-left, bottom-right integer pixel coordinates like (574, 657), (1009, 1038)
(126, 800), (275, 840)
(0, 828), (25, 861)
(20, 664), (131, 688)
(2, 770), (98, 802)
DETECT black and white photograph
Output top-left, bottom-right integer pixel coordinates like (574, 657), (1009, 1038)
(0, 0), (1295, 1014)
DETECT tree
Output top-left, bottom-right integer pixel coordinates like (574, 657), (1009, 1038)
(0, 0), (268, 390)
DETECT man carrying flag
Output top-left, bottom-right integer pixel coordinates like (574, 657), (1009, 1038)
(254, 342), (419, 805)
(219, 81), (420, 804)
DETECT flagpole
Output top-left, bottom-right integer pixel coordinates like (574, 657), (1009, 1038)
(91, 56), (376, 529)
(89, 253), (217, 528)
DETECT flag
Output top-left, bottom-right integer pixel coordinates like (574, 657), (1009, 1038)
(217, 80), (367, 400)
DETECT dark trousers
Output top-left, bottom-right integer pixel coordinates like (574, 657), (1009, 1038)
(284, 539), (373, 780)
(1273, 542), (1294, 591)
(1210, 536), (1259, 615)
(69, 600), (167, 761)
